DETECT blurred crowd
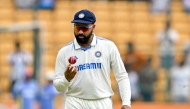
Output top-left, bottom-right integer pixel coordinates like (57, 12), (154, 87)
(0, 0), (190, 109)
(7, 42), (62, 109)
(13, 0), (190, 14)
(123, 33), (190, 103)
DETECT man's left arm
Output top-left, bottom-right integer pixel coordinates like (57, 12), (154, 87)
(110, 42), (131, 108)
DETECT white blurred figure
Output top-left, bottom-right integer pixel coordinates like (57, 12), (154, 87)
(8, 41), (33, 95)
(150, 0), (171, 14)
(169, 56), (190, 103)
(183, 0), (190, 13)
(14, 0), (37, 9)
(156, 21), (179, 70)
(128, 70), (140, 102)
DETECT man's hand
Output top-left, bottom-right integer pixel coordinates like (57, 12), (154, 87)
(121, 105), (131, 109)
(65, 64), (78, 82)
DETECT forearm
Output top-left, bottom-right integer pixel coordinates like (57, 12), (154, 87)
(53, 75), (70, 92)
(118, 76), (131, 107)
(54, 52), (69, 92)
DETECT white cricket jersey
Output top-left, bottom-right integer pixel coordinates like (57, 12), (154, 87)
(53, 34), (131, 106)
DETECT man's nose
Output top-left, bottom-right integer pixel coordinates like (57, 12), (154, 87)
(78, 30), (84, 34)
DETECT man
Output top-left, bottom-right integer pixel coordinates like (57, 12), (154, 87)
(12, 68), (38, 109)
(124, 42), (145, 74)
(37, 70), (60, 109)
(53, 9), (131, 109)
(14, 0), (37, 9)
(156, 21), (178, 70)
(150, 0), (171, 14)
(8, 41), (33, 94)
(139, 56), (157, 101)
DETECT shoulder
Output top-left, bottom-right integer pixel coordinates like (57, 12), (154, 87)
(58, 41), (74, 54)
(96, 36), (119, 54)
(22, 50), (32, 55)
(96, 36), (115, 46)
(8, 51), (15, 57)
(96, 36), (112, 42)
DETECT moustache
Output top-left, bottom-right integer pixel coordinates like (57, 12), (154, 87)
(76, 34), (86, 37)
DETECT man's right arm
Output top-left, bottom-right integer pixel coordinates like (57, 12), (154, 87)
(53, 52), (70, 92)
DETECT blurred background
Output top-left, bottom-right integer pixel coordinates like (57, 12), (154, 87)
(0, 0), (190, 109)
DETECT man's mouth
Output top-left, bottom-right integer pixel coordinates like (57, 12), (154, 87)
(78, 35), (85, 38)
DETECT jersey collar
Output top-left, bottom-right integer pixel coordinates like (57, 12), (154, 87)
(74, 34), (97, 50)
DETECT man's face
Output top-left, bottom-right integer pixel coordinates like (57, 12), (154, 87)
(74, 23), (95, 44)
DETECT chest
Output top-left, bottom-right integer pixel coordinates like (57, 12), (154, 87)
(66, 46), (110, 65)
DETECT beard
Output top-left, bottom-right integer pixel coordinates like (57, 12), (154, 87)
(75, 31), (93, 44)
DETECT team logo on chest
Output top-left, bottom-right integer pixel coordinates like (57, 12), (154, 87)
(95, 51), (101, 58)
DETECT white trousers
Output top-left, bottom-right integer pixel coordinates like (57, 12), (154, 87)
(64, 96), (114, 109)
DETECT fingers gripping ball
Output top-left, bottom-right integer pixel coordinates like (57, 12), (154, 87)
(68, 56), (77, 64)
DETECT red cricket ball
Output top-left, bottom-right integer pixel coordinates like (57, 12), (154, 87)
(68, 56), (77, 64)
